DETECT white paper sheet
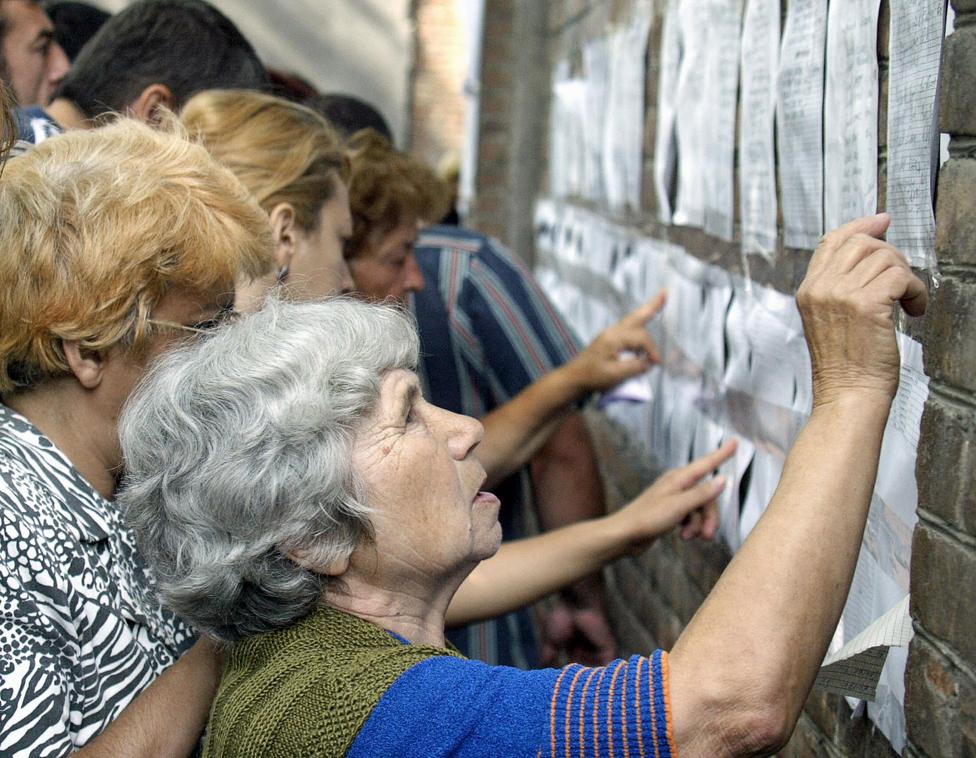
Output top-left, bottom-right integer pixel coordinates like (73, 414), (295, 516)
(823, 0), (882, 231)
(702, 0), (745, 241)
(672, 0), (711, 228)
(583, 37), (613, 205)
(716, 437), (755, 551)
(550, 61), (587, 198)
(738, 445), (784, 542)
(940, 5), (955, 168)
(885, 0), (947, 270)
(816, 596), (913, 700)
(654, 0), (682, 223)
(603, 1), (654, 212)
(776, 0), (827, 250)
(723, 284), (812, 435)
(739, 0), (781, 257)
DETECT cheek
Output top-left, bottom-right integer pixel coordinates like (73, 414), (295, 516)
(352, 261), (392, 300)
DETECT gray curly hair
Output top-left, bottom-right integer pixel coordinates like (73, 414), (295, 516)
(118, 296), (419, 642)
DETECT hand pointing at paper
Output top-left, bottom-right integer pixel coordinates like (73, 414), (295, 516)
(477, 291), (667, 484)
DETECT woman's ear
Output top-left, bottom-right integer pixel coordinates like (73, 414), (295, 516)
(268, 203), (298, 273)
(288, 546), (350, 577)
(62, 341), (105, 390)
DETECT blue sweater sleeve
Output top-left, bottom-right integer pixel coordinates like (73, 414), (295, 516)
(348, 651), (676, 758)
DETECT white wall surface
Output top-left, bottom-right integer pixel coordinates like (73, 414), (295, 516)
(90, 0), (412, 144)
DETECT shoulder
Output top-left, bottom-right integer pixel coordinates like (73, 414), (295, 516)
(416, 226), (488, 258)
(352, 653), (678, 758)
(350, 657), (561, 758)
(0, 415), (110, 544)
(14, 106), (63, 145)
(208, 609), (455, 755)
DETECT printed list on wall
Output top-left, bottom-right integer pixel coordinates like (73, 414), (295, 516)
(539, 0), (950, 751)
(534, 199), (929, 752)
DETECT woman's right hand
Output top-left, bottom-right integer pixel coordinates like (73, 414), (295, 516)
(563, 291), (666, 393)
(796, 213), (927, 410)
(611, 440), (737, 554)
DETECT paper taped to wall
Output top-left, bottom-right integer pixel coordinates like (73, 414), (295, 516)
(739, 0), (780, 257)
(701, 0), (744, 241)
(654, 0), (682, 223)
(885, 0), (947, 270)
(823, 0), (882, 230)
(815, 596), (914, 700)
(776, 0), (827, 250)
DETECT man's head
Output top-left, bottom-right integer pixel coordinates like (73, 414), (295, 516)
(305, 93), (394, 144)
(44, 1), (111, 62)
(0, 0), (69, 105)
(55, 0), (266, 122)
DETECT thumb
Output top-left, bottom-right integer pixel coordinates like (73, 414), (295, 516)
(602, 355), (653, 386)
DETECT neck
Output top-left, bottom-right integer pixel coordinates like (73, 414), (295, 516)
(325, 568), (466, 648)
(4, 382), (119, 499)
(46, 98), (92, 131)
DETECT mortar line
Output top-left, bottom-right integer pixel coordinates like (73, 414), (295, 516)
(928, 382), (976, 411)
(916, 509), (976, 550)
(911, 624), (976, 683)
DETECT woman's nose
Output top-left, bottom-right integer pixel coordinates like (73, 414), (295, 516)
(403, 252), (425, 294)
(447, 410), (484, 458)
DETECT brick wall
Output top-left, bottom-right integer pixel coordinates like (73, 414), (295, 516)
(468, 0), (974, 754)
(409, 0), (466, 168)
(905, 3), (976, 754)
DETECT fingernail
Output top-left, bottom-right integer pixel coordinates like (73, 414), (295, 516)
(714, 475), (727, 489)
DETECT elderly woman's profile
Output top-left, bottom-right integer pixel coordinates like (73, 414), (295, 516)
(119, 208), (926, 756)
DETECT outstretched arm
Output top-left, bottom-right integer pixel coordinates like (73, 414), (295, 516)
(665, 214), (928, 757)
(478, 292), (665, 486)
(447, 441), (734, 626)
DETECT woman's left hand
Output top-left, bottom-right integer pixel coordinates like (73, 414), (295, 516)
(612, 440), (737, 553)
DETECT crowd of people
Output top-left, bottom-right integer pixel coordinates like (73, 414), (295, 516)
(0, 1), (928, 756)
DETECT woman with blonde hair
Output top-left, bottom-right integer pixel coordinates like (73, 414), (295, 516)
(0, 118), (273, 755)
(180, 89), (354, 311)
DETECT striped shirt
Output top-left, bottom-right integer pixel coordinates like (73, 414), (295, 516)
(0, 405), (194, 756)
(411, 226), (582, 668)
(349, 650), (676, 757)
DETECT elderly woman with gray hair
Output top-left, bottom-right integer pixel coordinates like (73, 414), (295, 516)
(120, 213), (926, 757)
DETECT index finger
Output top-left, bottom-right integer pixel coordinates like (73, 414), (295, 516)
(811, 213), (891, 270)
(620, 289), (667, 328)
(674, 439), (738, 488)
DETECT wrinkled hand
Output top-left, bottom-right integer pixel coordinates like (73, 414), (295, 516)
(565, 291), (665, 392)
(539, 599), (618, 667)
(797, 214), (927, 409)
(613, 440), (737, 553)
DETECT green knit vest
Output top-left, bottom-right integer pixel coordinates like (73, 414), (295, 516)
(202, 606), (464, 757)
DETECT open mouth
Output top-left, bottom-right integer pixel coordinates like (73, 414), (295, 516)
(473, 491), (500, 507)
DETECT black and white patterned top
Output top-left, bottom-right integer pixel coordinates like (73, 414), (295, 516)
(0, 405), (194, 756)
